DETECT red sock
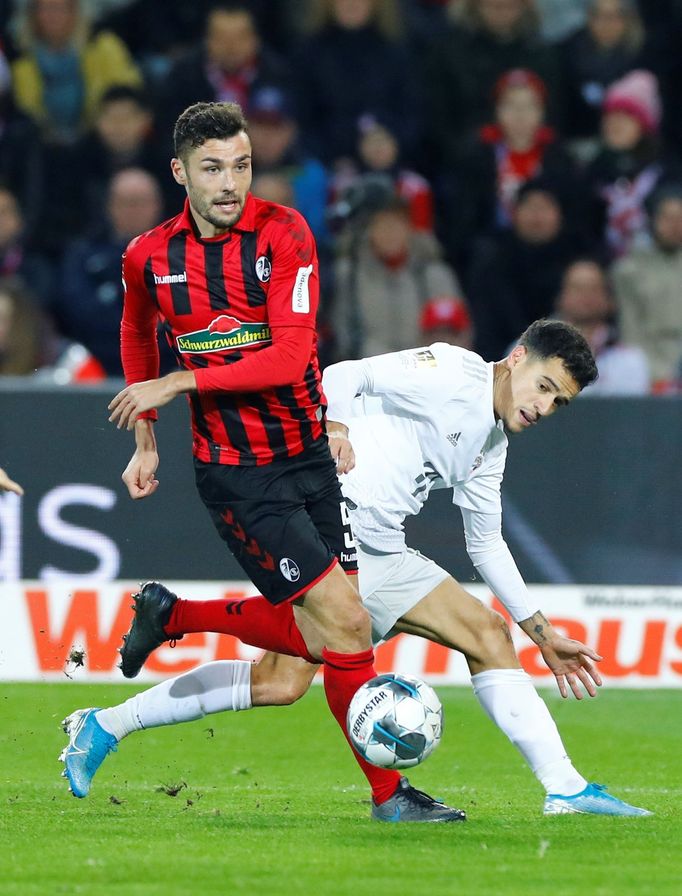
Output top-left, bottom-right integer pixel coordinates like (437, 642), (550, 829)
(322, 646), (400, 805)
(166, 596), (316, 663)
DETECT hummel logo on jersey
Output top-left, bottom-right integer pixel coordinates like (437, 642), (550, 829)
(153, 270), (187, 285)
(447, 432), (461, 447)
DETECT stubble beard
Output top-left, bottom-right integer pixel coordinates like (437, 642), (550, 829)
(201, 197), (243, 231)
(187, 179), (244, 232)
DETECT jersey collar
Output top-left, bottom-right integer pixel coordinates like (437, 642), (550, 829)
(175, 194), (257, 241)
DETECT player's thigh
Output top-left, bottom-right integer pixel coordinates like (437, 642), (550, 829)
(251, 651), (320, 707)
(394, 577), (519, 668)
(298, 560), (370, 637)
(359, 546), (450, 644)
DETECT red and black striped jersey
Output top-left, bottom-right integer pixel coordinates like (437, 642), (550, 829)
(121, 194), (326, 466)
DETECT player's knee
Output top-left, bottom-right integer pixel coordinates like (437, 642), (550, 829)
(340, 599), (371, 641)
(478, 608), (516, 666)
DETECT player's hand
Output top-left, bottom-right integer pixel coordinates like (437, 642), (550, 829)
(121, 448), (159, 500)
(326, 421), (355, 474)
(0, 467), (23, 495)
(109, 372), (196, 430)
(109, 376), (178, 430)
(539, 636), (603, 700)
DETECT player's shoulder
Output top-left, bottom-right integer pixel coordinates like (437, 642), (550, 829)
(430, 343), (488, 375)
(392, 342), (480, 375)
(124, 211), (184, 264)
(251, 196), (312, 239)
(428, 343), (492, 400)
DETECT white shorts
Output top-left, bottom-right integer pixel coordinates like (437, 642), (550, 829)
(357, 544), (450, 644)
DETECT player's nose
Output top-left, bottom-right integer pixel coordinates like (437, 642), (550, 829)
(536, 395), (555, 416)
(221, 171), (237, 192)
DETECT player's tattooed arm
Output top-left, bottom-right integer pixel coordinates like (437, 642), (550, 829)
(518, 610), (551, 646)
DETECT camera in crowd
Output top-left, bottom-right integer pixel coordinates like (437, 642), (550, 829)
(325, 173), (397, 232)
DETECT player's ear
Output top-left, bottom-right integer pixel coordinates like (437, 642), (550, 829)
(171, 157), (186, 186)
(507, 344), (527, 369)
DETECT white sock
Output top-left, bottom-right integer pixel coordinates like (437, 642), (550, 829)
(96, 660), (253, 741)
(471, 668), (587, 796)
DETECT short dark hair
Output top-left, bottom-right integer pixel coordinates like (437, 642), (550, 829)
(517, 319), (598, 390)
(173, 102), (248, 160)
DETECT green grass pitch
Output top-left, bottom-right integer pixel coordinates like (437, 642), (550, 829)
(0, 683), (678, 896)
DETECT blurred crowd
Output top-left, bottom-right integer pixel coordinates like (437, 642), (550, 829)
(1, 0), (682, 395)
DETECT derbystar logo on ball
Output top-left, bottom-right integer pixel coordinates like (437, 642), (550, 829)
(347, 673), (443, 770)
(176, 315), (272, 353)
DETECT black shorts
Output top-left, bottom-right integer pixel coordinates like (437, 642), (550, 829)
(194, 438), (358, 605)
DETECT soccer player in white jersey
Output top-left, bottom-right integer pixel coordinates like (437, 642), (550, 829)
(60, 320), (651, 818)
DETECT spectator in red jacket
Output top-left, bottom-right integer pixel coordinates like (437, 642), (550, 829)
(443, 68), (581, 266)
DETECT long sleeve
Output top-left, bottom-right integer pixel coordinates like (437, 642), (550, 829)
(322, 358), (374, 423)
(460, 506), (534, 623)
(120, 246), (160, 419)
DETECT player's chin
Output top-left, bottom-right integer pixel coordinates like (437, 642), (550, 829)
(505, 417), (524, 434)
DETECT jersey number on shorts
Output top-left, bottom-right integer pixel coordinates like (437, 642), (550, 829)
(340, 501), (356, 549)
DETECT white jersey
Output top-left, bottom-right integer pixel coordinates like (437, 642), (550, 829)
(324, 343), (534, 622)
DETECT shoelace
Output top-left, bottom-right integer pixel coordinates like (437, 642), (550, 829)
(401, 783), (444, 807)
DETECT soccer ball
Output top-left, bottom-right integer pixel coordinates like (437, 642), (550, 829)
(347, 673), (443, 769)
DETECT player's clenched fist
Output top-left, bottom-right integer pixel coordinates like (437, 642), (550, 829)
(121, 448), (159, 500)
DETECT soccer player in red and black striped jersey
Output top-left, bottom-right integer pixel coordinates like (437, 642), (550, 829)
(104, 102), (462, 821)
